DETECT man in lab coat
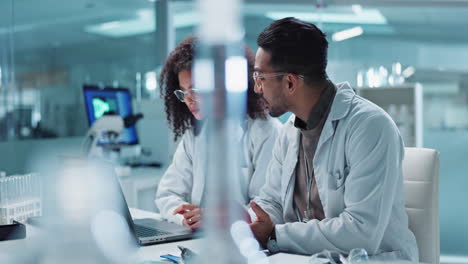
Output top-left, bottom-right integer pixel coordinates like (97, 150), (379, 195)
(249, 17), (418, 262)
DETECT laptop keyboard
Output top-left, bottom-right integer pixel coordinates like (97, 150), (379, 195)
(135, 224), (171, 238)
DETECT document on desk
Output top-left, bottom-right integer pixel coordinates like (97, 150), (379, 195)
(268, 252), (310, 264)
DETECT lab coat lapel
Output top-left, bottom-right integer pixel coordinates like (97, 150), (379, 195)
(192, 124), (208, 205)
(281, 122), (300, 216)
(313, 82), (355, 214)
(313, 81), (350, 160)
(312, 119), (334, 211)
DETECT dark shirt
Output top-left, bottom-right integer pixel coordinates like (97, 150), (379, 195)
(293, 81), (336, 222)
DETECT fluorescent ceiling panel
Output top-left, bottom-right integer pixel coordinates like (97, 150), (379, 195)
(173, 12), (199, 28)
(85, 19), (154, 38)
(332, 26), (364, 42)
(266, 9), (387, 25)
(85, 10), (198, 38)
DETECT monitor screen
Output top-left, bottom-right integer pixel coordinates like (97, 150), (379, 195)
(83, 85), (139, 145)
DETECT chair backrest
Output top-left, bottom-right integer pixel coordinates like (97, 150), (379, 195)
(402, 147), (440, 264)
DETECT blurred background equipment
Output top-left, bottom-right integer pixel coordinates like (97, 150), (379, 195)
(83, 85), (140, 146)
(0, 173), (42, 225)
(0, 0), (468, 262)
(357, 83), (423, 148)
(0, 221), (26, 241)
(82, 113), (125, 158)
(82, 85), (159, 167)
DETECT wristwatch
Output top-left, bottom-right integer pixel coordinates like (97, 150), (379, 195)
(266, 226), (280, 253)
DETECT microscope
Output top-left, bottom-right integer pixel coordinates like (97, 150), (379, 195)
(82, 113), (144, 161)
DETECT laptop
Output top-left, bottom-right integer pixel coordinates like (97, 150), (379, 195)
(57, 157), (195, 246)
(108, 167), (194, 246)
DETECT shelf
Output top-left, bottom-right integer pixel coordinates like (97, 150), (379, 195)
(357, 83), (423, 147)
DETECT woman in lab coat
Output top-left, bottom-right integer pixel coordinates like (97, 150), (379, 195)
(155, 36), (281, 230)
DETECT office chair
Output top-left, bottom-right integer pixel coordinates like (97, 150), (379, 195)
(402, 147), (440, 264)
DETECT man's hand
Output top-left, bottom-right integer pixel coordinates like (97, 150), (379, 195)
(249, 201), (274, 248)
(173, 204), (203, 230)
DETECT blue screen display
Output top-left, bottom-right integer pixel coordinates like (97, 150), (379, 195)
(83, 86), (138, 145)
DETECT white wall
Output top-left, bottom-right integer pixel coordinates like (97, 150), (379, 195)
(0, 137), (83, 174)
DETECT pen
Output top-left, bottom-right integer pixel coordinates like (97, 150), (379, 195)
(177, 245), (197, 263)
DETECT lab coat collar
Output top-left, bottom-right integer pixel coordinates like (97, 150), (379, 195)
(329, 82), (355, 121)
(287, 81), (355, 125)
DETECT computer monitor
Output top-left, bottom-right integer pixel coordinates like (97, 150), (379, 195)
(83, 85), (139, 145)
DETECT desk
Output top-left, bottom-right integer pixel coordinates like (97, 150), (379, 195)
(130, 208), (310, 264)
(0, 209), (416, 264)
(128, 209), (417, 264)
(0, 208), (309, 264)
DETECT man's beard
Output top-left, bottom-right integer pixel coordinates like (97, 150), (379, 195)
(266, 95), (288, 117)
(267, 105), (286, 117)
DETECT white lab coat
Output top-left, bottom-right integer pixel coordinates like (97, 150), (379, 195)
(156, 116), (281, 225)
(253, 82), (419, 261)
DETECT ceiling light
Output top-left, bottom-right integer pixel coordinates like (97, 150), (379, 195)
(351, 5), (363, 14)
(137, 9), (153, 20)
(85, 18), (154, 38)
(173, 12), (199, 28)
(266, 9), (387, 25)
(85, 10), (198, 38)
(332, 26), (363, 42)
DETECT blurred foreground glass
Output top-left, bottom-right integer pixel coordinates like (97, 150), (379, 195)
(7, 157), (139, 264)
(193, 0), (267, 263)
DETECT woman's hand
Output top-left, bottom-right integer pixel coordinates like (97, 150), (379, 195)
(173, 204), (203, 230)
(173, 202), (251, 230)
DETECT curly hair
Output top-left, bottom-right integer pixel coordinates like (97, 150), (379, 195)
(159, 36), (266, 141)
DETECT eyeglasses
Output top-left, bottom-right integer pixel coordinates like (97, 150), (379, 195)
(252, 72), (304, 89)
(174, 89), (199, 103)
(252, 71), (286, 82)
